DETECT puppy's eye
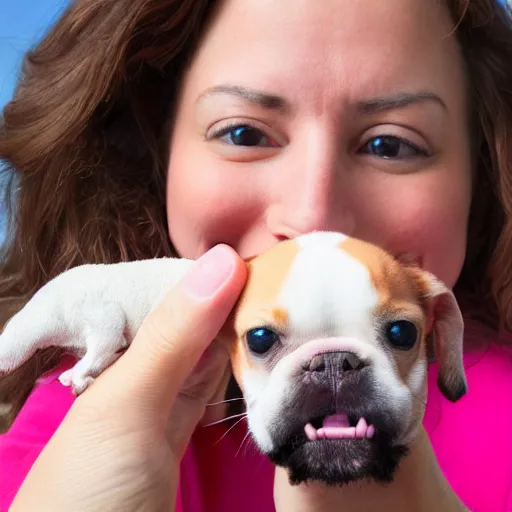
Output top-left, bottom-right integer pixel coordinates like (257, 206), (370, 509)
(385, 320), (418, 350)
(246, 327), (280, 355)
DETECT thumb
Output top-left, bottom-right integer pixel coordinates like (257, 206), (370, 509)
(109, 244), (247, 413)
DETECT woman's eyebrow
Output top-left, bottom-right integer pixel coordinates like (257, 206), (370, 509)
(356, 91), (448, 115)
(197, 85), (290, 112)
(196, 85), (447, 116)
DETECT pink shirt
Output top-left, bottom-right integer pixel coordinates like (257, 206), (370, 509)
(1, 319), (512, 511)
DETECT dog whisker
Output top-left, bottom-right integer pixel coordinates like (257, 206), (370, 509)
(213, 415), (248, 446)
(235, 431), (252, 458)
(206, 397), (246, 407)
(203, 412), (247, 428)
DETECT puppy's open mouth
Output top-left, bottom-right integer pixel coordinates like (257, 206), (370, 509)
(305, 413), (375, 441)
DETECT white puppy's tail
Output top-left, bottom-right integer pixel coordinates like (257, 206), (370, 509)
(0, 310), (56, 374)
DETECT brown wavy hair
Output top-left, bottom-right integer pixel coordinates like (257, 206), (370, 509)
(0, 0), (511, 432)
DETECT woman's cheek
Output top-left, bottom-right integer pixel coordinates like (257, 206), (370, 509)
(166, 162), (267, 258)
(368, 184), (469, 286)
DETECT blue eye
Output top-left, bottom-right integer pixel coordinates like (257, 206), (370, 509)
(216, 125), (276, 147)
(385, 320), (418, 350)
(246, 327), (280, 355)
(362, 135), (428, 159)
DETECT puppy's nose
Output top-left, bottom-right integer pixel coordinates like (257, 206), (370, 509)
(306, 351), (366, 375)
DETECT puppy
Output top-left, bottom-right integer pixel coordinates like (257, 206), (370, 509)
(0, 257), (195, 393)
(0, 231), (467, 492)
(224, 231), (467, 490)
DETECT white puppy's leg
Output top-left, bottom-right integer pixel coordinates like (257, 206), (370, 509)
(58, 346), (126, 394)
(58, 302), (128, 395)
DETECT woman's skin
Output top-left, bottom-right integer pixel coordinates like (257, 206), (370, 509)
(11, 0), (473, 510)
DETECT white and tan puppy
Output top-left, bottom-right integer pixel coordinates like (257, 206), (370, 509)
(224, 231), (467, 487)
(0, 231), (467, 490)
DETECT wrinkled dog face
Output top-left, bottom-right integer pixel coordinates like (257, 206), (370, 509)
(227, 232), (466, 486)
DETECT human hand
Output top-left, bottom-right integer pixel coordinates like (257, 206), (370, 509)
(10, 245), (247, 512)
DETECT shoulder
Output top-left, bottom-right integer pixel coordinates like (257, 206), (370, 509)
(425, 320), (512, 511)
(0, 357), (75, 510)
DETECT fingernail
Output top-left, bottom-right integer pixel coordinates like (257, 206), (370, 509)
(182, 245), (235, 300)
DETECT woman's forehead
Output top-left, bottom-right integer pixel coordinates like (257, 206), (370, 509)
(184, 0), (467, 112)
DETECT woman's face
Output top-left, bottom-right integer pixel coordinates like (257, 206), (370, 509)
(166, 0), (472, 288)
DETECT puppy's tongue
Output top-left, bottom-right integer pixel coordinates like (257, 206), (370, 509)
(304, 414), (375, 441)
(323, 413), (350, 428)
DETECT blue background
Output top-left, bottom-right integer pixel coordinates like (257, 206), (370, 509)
(0, 0), (68, 108)
(0, 0), (68, 243)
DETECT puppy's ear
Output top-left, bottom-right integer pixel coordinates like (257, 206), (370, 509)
(408, 268), (468, 402)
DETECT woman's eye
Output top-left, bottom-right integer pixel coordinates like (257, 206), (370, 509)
(214, 124), (278, 147)
(360, 135), (429, 159)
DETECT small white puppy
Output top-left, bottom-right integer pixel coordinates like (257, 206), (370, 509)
(0, 257), (194, 393)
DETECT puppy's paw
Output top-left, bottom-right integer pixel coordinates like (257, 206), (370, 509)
(58, 369), (74, 387)
(57, 348), (123, 395)
(58, 369), (95, 395)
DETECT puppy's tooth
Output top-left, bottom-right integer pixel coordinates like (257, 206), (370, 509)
(346, 427), (356, 439)
(322, 427), (357, 439)
(355, 417), (368, 438)
(304, 423), (318, 441)
(366, 425), (375, 438)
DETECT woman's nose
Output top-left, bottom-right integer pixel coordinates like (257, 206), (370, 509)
(266, 139), (355, 239)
